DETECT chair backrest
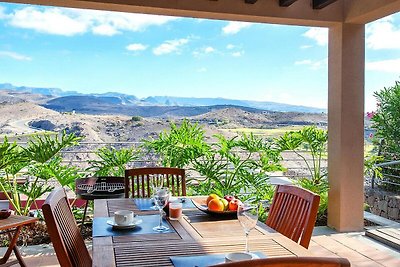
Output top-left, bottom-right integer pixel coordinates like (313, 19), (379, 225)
(42, 188), (92, 267)
(210, 256), (351, 267)
(125, 167), (186, 198)
(265, 185), (320, 248)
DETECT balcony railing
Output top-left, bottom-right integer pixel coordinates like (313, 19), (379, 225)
(54, 141), (327, 181)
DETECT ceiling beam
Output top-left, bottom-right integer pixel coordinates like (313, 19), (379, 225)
(313, 0), (339, 9)
(345, 0), (400, 24)
(1, 0), (343, 27)
(279, 0), (298, 7)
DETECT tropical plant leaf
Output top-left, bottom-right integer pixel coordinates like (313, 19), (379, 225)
(23, 132), (81, 164)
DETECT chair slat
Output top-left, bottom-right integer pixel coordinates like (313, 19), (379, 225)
(265, 185), (320, 248)
(125, 167), (186, 198)
(42, 188), (92, 267)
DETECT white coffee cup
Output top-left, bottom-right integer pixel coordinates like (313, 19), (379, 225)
(114, 210), (134, 226)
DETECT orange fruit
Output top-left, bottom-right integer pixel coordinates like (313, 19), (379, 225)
(208, 198), (225, 212)
(206, 193), (219, 205)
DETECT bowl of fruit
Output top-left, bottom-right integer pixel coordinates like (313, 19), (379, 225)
(192, 194), (242, 218)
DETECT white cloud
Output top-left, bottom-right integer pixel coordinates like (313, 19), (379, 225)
(294, 58), (327, 70)
(366, 58), (400, 72)
(204, 46), (214, 53)
(222, 21), (251, 35)
(366, 15), (400, 49)
(232, 51), (244, 57)
(9, 7), (87, 36)
(153, 38), (189, 55)
(303, 27), (328, 46)
(0, 51), (31, 61)
(193, 46), (216, 57)
(226, 44), (235, 50)
(126, 43), (148, 51)
(300, 45), (312, 49)
(92, 24), (119, 36)
(0, 6), (7, 19)
(1, 6), (177, 36)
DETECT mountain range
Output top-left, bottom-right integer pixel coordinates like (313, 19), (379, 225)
(0, 83), (325, 114)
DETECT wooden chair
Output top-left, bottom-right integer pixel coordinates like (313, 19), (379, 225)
(42, 188), (92, 267)
(125, 167), (186, 198)
(266, 185), (320, 249)
(210, 257), (351, 267)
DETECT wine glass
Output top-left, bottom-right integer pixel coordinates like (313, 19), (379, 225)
(237, 202), (259, 254)
(150, 174), (165, 190)
(152, 187), (170, 232)
(150, 175), (164, 210)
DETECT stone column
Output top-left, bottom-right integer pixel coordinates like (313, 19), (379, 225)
(328, 23), (365, 231)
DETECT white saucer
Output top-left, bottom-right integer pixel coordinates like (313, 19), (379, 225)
(107, 218), (143, 229)
(225, 252), (259, 262)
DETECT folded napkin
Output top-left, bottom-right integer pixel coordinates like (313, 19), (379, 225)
(92, 214), (175, 237)
(170, 252), (266, 267)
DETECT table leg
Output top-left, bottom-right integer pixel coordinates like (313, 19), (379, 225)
(12, 240), (27, 267)
(0, 226), (24, 265)
(81, 200), (89, 230)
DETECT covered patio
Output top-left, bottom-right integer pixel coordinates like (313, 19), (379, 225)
(5, 0), (400, 232)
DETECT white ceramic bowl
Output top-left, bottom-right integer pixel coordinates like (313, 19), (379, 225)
(225, 252), (253, 263)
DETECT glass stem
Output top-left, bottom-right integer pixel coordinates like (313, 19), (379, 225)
(159, 209), (163, 228)
(245, 232), (250, 253)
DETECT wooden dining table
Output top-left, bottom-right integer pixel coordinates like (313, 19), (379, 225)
(92, 197), (311, 267)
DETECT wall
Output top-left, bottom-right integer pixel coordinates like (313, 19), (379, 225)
(365, 187), (400, 222)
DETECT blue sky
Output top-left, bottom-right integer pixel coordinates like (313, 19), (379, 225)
(0, 3), (400, 111)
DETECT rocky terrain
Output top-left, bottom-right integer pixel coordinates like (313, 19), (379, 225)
(0, 88), (327, 144)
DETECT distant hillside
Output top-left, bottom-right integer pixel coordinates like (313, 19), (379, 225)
(144, 96), (324, 113)
(0, 83), (325, 113)
(43, 95), (265, 117)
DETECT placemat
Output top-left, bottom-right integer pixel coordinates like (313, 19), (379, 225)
(92, 215), (175, 237)
(170, 252), (266, 267)
(134, 198), (195, 211)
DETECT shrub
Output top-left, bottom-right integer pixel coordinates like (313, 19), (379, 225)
(143, 119), (210, 168)
(0, 132), (81, 215)
(275, 126), (328, 220)
(131, 116), (142, 122)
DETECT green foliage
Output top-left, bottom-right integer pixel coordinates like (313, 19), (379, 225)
(131, 116), (142, 122)
(88, 146), (139, 177)
(0, 132), (82, 216)
(193, 133), (282, 197)
(143, 119), (210, 168)
(296, 177), (328, 220)
(369, 80), (400, 191)
(371, 80), (400, 157)
(276, 126), (328, 184)
(275, 126), (329, 220)
(364, 154), (384, 179)
(0, 138), (25, 171)
(23, 132), (81, 164)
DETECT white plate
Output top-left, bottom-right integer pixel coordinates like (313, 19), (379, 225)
(107, 218), (143, 229)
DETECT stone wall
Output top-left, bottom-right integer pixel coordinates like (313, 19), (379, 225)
(365, 186), (400, 222)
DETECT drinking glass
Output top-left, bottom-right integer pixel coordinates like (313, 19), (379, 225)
(150, 175), (164, 210)
(152, 187), (170, 232)
(237, 202), (259, 253)
(150, 174), (164, 190)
